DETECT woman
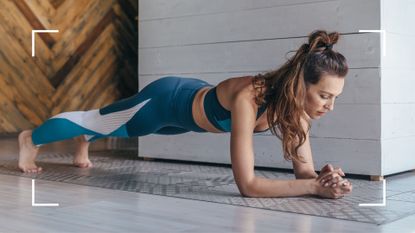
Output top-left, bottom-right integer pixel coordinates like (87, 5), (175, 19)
(18, 30), (352, 198)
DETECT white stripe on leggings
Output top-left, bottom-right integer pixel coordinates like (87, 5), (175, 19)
(51, 98), (151, 138)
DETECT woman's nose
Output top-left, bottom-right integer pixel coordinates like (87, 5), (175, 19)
(325, 100), (335, 111)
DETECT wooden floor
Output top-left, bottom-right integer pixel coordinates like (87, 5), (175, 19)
(1, 138), (415, 232)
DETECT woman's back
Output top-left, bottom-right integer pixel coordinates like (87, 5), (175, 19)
(192, 76), (269, 133)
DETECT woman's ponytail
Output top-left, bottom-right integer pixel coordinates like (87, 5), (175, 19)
(252, 30), (348, 162)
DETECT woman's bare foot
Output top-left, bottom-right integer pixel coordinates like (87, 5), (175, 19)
(73, 136), (92, 168)
(18, 130), (42, 173)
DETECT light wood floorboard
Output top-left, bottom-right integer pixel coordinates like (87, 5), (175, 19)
(1, 137), (415, 232)
(0, 174), (414, 233)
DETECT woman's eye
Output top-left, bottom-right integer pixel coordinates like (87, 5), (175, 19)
(320, 95), (329, 99)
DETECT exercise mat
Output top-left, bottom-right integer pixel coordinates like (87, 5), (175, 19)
(1, 151), (414, 225)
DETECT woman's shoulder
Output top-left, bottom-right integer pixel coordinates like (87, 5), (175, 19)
(220, 76), (255, 95)
(213, 76), (256, 112)
(222, 76), (258, 108)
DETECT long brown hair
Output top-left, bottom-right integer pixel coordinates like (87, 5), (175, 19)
(252, 30), (349, 162)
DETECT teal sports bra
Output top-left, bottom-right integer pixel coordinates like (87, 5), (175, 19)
(203, 86), (268, 132)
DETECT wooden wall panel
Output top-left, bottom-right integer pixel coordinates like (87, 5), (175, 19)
(139, 0), (379, 48)
(0, 0), (138, 133)
(139, 33), (380, 75)
(380, 0), (415, 175)
(138, 0), (384, 175)
(140, 133), (381, 176)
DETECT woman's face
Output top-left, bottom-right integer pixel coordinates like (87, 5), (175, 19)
(304, 74), (344, 120)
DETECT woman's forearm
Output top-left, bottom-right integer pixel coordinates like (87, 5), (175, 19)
(295, 171), (318, 179)
(240, 177), (318, 198)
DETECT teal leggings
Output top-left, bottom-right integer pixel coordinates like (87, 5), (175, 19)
(32, 76), (212, 146)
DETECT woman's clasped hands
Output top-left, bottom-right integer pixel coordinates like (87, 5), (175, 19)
(314, 164), (353, 199)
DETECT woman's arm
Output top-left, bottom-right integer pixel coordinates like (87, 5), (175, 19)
(230, 94), (318, 197)
(293, 119), (352, 195)
(291, 117), (318, 179)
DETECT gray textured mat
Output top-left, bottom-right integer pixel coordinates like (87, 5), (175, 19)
(1, 151), (414, 225)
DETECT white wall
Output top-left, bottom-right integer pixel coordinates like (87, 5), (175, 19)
(381, 0), (415, 175)
(139, 0), (383, 175)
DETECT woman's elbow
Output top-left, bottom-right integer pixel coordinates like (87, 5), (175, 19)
(237, 181), (258, 198)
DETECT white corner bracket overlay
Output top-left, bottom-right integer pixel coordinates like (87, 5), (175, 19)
(358, 179), (386, 207)
(32, 179), (59, 207)
(358, 30), (386, 57)
(31, 29), (59, 57)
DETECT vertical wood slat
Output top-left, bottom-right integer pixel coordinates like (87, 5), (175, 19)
(0, 0), (138, 134)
